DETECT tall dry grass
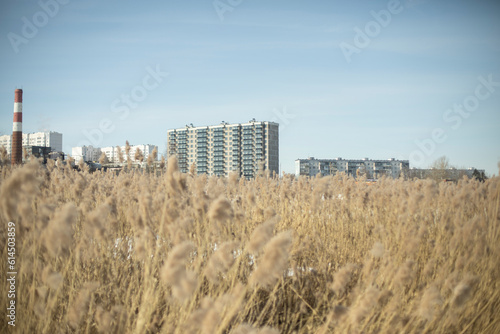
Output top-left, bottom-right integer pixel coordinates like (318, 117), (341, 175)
(0, 157), (499, 333)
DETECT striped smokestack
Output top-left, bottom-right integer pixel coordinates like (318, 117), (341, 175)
(11, 89), (23, 165)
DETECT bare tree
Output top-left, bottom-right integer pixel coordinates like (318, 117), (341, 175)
(429, 156), (451, 181)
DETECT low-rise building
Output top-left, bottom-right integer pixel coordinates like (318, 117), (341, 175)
(0, 131), (62, 155)
(407, 167), (486, 181)
(22, 146), (51, 163)
(101, 144), (157, 163)
(71, 144), (158, 163)
(71, 145), (101, 163)
(295, 157), (410, 179)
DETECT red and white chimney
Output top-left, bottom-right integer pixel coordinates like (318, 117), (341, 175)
(11, 89), (23, 165)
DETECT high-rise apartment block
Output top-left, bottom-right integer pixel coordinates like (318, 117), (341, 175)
(167, 120), (279, 178)
(295, 157), (409, 179)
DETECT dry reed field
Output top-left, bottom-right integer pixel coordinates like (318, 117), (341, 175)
(0, 157), (499, 333)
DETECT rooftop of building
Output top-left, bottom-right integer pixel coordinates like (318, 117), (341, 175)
(296, 157), (409, 163)
(167, 119), (279, 132)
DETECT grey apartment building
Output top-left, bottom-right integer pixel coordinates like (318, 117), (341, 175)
(296, 157), (410, 179)
(167, 120), (279, 178)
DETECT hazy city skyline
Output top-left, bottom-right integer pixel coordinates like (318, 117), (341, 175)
(1, 0), (499, 175)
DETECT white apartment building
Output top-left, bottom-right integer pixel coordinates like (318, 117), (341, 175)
(101, 144), (157, 163)
(71, 145), (102, 163)
(23, 132), (62, 152)
(0, 131), (63, 155)
(71, 144), (158, 163)
(295, 157), (410, 179)
(0, 136), (10, 152)
(167, 120), (279, 178)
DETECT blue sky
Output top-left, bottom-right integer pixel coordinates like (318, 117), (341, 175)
(1, 0), (499, 175)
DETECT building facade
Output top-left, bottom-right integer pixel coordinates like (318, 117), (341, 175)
(71, 145), (101, 163)
(407, 167), (486, 181)
(0, 131), (62, 156)
(101, 144), (157, 163)
(167, 120), (279, 178)
(23, 132), (62, 152)
(23, 146), (51, 163)
(71, 144), (157, 163)
(295, 157), (410, 179)
(0, 136), (10, 153)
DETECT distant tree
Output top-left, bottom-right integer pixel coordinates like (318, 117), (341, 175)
(429, 156), (451, 181)
(472, 169), (487, 182)
(431, 156), (450, 169)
